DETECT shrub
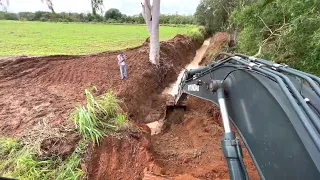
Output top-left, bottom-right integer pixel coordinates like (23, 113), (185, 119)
(186, 27), (205, 42)
(198, 26), (207, 36)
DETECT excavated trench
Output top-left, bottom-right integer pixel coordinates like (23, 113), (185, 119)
(0, 34), (259, 179)
(163, 39), (211, 96)
(87, 35), (259, 179)
(146, 39), (210, 135)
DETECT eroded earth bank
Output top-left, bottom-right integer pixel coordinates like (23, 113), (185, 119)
(0, 34), (258, 180)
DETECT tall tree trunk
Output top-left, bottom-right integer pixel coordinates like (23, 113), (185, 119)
(142, 0), (161, 65)
(150, 0), (160, 65)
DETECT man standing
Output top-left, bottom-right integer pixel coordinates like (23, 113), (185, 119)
(117, 51), (127, 79)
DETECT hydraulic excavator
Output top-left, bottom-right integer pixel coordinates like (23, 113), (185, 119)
(172, 53), (320, 180)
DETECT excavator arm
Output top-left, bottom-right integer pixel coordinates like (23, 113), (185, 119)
(174, 53), (320, 180)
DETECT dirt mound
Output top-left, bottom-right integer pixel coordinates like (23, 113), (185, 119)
(200, 32), (230, 65)
(84, 36), (201, 179)
(0, 34), (199, 137)
(0, 34), (203, 178)
(0, 33), (260, 179)
(87, 133), (153, 180)
(148, 97), (259, 180)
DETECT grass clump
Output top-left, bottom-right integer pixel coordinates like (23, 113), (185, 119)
(71, 88), (128, 145)
(0, 137), (87, 179)
(186, 27), (205, 42)
(0, 88), (126, 179)
(55, 139), (88, 180)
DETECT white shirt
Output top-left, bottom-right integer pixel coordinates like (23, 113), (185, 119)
(117, 54), (126, 66)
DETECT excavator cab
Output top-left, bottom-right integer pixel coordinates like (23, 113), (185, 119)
(171, 53), (320, 180)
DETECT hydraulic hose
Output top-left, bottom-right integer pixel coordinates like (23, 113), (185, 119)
(236, 140), (249, 180)
(249, 58), (320, 98)
(259, 66), (320, 133)
(234, 53), (320, 85)
(232, 57), (320, 151)
(289, 68), (320, 85)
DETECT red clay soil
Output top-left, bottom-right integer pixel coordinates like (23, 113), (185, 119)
(0, 33), (259, 179)
(86, 132), (153, 180)
(200, 32), (230, 65)
(0, 34), (199, 137)
(86, 97), (259, 180)
(146, 97), (259, 180)
(85, 35), (259, 179)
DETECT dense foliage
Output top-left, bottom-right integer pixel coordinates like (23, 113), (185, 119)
(232, 0), (320, 75)
(194, 0), (236, 34)
(195, 0), (320, 75)
(0, 10), (195, 25)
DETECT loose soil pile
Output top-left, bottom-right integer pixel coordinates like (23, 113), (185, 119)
(147, 98), (259, 180)
(0, 34), (259, 179)
(0, 35), (199, 137)
(200, 32), (230, 65)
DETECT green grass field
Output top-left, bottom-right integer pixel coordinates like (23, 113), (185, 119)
(0, 21), (192, 56)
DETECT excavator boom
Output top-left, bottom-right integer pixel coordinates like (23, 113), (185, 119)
(174, 53), (320, 180)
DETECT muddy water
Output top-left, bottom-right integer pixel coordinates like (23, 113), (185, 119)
(147, 39), (211, 135)
(163, 38), (210, 96)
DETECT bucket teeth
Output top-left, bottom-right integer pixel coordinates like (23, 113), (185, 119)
(165, 94), (186, 110)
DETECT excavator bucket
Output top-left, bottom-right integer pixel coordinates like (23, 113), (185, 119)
(165, 94), (186, 111)
(162, 94), (187, 129)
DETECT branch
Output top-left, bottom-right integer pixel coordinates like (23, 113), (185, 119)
(258, 16), (272, 34)
(0, 0), (9, 11)
(41, 0), (55, 13)
(141, 3), (146, 21)
(91, 0), (104, 15)
(222, 5), (229, 16)
(141, 0), (152, 36)
(144, 0), (152, 21)
(255, 16), (289, 57)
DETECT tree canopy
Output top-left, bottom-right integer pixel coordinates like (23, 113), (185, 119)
(0, 10), (194, 25)
(194, 0), (320, 75)
(232, 0), (320, 75)
(0, 0), (104, 16)
(195, 0), (320, 75)
(104, 8), (122, 20)
(194, 0), (234, 34)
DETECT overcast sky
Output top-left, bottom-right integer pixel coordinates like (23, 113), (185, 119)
(5, 0), (200, 15)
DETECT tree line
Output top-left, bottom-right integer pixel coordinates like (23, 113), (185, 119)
(0, 9), (195, 25)
(194, 0), (320, 76)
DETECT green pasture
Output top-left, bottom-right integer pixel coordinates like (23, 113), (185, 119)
(0, 21), (192, 56)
